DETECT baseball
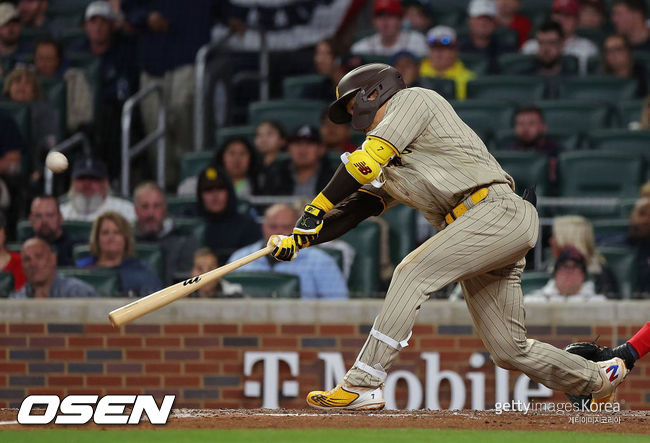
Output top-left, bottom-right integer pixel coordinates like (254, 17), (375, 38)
(45, 151), (68, 174)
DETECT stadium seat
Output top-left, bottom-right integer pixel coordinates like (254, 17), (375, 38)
(72, 243), (164, 282)
(223, 271), (300, 298)
(493, 27), (519, 49)
(450, 100), (515, 142)
(62, 220), (93, 242)
(558, 77), (638, 103)
(214, 125), (256, 149)
(57, 267), (120, 297)
(592, 218), (630, 245)
(172, 217), (206, 244)
(340, 220), (381, 295)
(40, 77), (67, 137)
(587, 130), (650, 162)
(166, 195), (197, 216)
(315, 247), (344, 272)
(521, 272), (551, 295)
(491, 150), (549, 196)
(575, 28), (607, 47)
(599, 247), (637, 299)
(46, 0), (89, 27)
(519, 0), (553, 25)
(558, 151), (644, 216)
(5, 243), (21, 253)
(458, 53), (489, 75)
(381, 204), (417, 268)
(248, 100), (326, 133)
(617, 100), (643, 128)
(179, 151), (214, 182)
(428, 0), (468, 27)
(466, 76), (545, 104)
(60, 27), (86, 49)
(620, 198), (637, 218)
(419, 77), (456, 100)
(360, 54), (392, 65)
(0, 272), (14, 298)
(533, 100), (613, 133)
(283, 74), (326, 99)
(491, 129), (581, 151)
(497, 53), (579, 76)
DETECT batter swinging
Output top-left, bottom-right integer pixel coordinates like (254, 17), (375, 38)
(268, 63), (630, 410)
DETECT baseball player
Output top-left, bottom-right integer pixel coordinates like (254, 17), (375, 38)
(268, 63), (630, 410)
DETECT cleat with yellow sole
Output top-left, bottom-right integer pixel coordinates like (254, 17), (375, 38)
(306, 383), (385, 410)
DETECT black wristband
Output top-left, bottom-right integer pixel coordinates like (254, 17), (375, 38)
(321, 164), (362, 206)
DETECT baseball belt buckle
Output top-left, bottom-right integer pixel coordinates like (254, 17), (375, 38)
(444, 187), (489, 225)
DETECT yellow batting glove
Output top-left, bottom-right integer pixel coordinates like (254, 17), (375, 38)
(268, 235), (298, 262)
(292, 204), (325, 249)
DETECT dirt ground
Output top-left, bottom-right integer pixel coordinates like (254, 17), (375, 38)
(1, 408), (648, 433)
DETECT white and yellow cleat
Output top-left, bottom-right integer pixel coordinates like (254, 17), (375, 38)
(306, 383), (385, 410)
(592, 357), (630, 405)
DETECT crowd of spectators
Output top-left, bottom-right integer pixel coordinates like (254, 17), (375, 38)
(1, 0), (650, 300)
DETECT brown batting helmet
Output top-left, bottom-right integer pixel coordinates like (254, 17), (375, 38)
(328, 63), (405, 131)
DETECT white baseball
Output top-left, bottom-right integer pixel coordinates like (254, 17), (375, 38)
(45, 151), (68, 174)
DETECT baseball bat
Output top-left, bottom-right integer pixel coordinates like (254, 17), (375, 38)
(108, 245), (275, 327)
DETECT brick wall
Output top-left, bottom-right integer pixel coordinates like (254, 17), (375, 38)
(1, 299), (649, 410)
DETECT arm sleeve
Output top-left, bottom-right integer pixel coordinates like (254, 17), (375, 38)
(311, 190), (385, 245)
(369, 88), (431, 154)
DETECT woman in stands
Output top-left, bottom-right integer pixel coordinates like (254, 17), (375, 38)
(254, 120), (287, 189)
(602, 34), (647, 97)
(214, 137), (260, 201)
(550, 215), (619, 298)
(78, 211), (161, 297)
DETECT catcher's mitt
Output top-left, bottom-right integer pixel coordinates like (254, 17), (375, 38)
(564, 342), (634, 370)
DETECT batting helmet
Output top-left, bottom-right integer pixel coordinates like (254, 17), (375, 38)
(328, 63), (405, 131)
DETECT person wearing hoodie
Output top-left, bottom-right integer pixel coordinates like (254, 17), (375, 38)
(133, 181), (199, 285)
(187, 166), (261, 263)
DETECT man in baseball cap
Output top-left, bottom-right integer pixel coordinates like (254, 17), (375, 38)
(420, 25), (476, 99)
(350, 0), (428, 58)
(60, 156), (135, 222)
(0, 3), (23, 59)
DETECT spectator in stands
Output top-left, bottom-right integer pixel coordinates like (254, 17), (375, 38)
(188, 166), (261, 263)
(550, 215), (619, 297)
(391, 51), (422, 87)
(611, 0), (650, 51)
(579, 0), (607, 29)
(254, 120), (287, 191)
(17, 0), (64, 37)
(10, 237), (98, 298)
(628, 197), (650, 295)
(320, 109), (355, 154)
(522, 0), (598, 75)
(263, 125), (337, 198)
(299, 39), (341, 101)
(3, 66), (60, 177)
(189, 248), (243, 298)
(459, 0), (516, 72)
(60, 157), (136, 223)
(78, 211), (161, 296)
(0, 111), (25, 209)
(122, 0), (218, 188)
(507, 106), (562, 184)
(602, 34), (648, 97)
(524, 20), (570, 98)
(420, 26), (476, 100)
(495, 0), (532, 47)
(33, 36), (93, 133)
(525, 246), (606, 302)
(0, 211), (25, 291)
(228, 203), (348, 300)
(214, 138), (260, 202)
(351, 0), (428, 58)
(28, 195), (80, 267)
(402, 0), (434, 33)
(133, 181), (199, 285)
(0, 3), (31, 69)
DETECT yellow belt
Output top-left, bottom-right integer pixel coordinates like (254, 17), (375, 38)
(444, 188), (489, 225)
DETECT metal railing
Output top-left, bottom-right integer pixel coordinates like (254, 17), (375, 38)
(121, 83), (166, 196)
(44, 132), (91, 195)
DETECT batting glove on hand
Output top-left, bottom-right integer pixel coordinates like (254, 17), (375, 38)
(268, 235), (298, 262)
(292, 204), (325, 249)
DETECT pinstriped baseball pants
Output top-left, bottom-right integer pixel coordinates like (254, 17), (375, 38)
(344, 184), (602, 396)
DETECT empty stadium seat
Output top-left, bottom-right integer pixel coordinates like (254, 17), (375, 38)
(57, 267), (120, 297)
(172, 217), (206, 244)
(491, 150), (549, 196)
(466, 76), (545, 104)
(450, 100), (515, 142)
(223, 271), (300, 298)
(617, 100), (643, 128)
(599, 247), (637, 299)
(592, 218), (630, 245)
(521, 272), (552, 295)
(498, 53), (579, 76)
(534, 100), (613, 133)
(491, 129), (581, 151)
(214, 125), (256, 149)
(340, 220), (381, 295)
(62, 220), (93, 242)
(248, 100), (326, 133)
(458, 53), (489, 75)
(587, 130), (650, 162)
(0, 272), (14, 297)
(558, 77), (637, 103)
(381, 204), (417, 267)
(179, 151), (213, 182)
(166, 196), (197, 216)
(283, 74), (326, 99)
(419, 77), (456, 100)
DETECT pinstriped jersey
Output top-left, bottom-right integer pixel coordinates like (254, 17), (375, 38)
(364, 87), (514, 229)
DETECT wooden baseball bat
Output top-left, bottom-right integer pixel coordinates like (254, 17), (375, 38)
(108, 245), (275, 327)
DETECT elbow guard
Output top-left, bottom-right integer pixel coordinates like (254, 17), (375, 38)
(342, 136), (398, 186)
